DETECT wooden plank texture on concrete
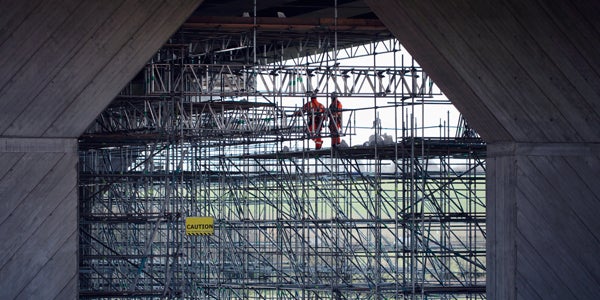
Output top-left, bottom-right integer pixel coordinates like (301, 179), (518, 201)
(485, 155), (497, 297)
(16, 229), (77, 299)
(0, 0), (202, 138)
(0, 153), (76, 268)
(472, 0), (598, 141)
(0, 153), (24, 179)
(542, 1), (600, 81)
(564, 155), (600, 201)
(0, 152), (63, 225)
(571, 1), (600, 33)
(532, 155), (600, 241)
(486, 149), (517, 300)
(511, 143), (600, 157)
(0, 183), (77, 299)
(53, 273), (78, 300)
(515, 194), (597, 299)
(515, 232), (574, 299)
(431, 0), (576, 142)
(0, 0), (45, 45)
(507, 1), (600, 132)
(485, 141), (600, 299)
(0, 137), (77, 153)
(45, 0), (203, 137)
(0, 0), (80, 89)
(0, 0), (157, 136)
(0, 0), (124, 135)
(516, 156), (600, 292)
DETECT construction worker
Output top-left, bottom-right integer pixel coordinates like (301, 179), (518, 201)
(328, 94), (343, 147)
(296, 95), (325, 149)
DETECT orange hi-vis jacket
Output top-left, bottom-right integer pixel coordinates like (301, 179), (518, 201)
(301, 98), (325, 126)
(329, 99), (342, 127)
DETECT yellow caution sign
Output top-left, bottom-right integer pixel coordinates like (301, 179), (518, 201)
(185, 217), (214, 235)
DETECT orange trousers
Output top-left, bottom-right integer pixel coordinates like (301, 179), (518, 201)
(308, 122), (323, 149)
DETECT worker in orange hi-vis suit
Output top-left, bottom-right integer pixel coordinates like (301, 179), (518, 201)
(295, 96), (325, 149)
(328, 94), (343, 147)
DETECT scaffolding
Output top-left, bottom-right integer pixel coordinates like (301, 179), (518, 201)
(79, 33), (486, 299)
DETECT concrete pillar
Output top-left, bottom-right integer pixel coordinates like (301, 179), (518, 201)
(0, 138), (78, 299)
(487, 142), (600, 299)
